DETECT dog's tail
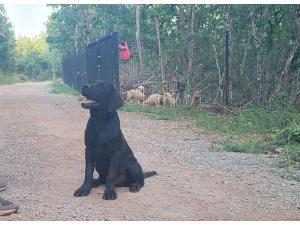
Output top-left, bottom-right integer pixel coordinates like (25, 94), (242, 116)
(144, 171), (157, 178)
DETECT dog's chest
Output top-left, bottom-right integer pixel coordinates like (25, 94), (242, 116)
(86, 129), (110, 145)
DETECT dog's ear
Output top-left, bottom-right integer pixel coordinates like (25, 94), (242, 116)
(108, 85), (124, 112)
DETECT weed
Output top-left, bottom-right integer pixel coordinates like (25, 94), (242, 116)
(50, 79), (79, 95)
(0, 74), (27, 85)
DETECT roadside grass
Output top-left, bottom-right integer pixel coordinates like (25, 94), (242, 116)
(219, 139), (277, 154)
(197, 107), (300, 174)
(0, 74), (27, 85)
(120, 102), (188, 120)
(121, 102), (300, 178)
(49, 79), (79, 95)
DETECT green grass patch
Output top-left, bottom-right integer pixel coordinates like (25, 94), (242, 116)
(275, 123), (300, 144)
(120, 102), (187, 120)
(282, 144), (300, 166)
(50, 79), (79, 95)
(278, 143), (300, 181)
(219, 139), (276, 154)
(196, 108), (297, 136)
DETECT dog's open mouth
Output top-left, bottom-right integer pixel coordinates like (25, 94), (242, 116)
(81, 97), (97, 109)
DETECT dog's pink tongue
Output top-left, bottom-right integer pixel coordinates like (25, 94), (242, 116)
(83, 98), (96, 104)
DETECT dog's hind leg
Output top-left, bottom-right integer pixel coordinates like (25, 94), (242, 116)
(93, 167), (108, 187)
(126, 159), (145, 193)
(92, 178), (105, 187)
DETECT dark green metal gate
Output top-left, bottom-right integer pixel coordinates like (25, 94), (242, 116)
(62, 32), (119, 92)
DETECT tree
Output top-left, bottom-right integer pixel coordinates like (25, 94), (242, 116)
(249, 6), (263, 102)
(224, 5), (233, 104)
(187, 5), (196, 92)
(135, 4), (144, 75)
(16, 33), (55, 80)
(0, 5), (16, 74)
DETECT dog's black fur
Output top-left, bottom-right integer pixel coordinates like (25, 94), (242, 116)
(74, 81), (156, 200)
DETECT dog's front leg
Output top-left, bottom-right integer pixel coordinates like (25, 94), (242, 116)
(74, 149), (95, 197)
(103, 152), (120, 200)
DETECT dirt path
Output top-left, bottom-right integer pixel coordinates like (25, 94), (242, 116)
(0, 82), (299, 220)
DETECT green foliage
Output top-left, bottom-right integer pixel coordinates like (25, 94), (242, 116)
(276, 123), (300, 144)
(0, 5), (16, 74)
(196, 108), (294, 135)
(50, 79), (79, 95)
(47, 5), (134, 53)
(0, 74), (27, 85)
(282, 144), (300, 165)
(15, 33), (62, 80)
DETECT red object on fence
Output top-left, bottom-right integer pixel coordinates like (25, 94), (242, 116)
(118, 40), (131, 61)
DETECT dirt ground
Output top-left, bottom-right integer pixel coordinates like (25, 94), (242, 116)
(0, 82), (300, 221)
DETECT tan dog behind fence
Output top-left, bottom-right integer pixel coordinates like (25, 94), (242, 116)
(123, 89), (146, 103)
(191, 90), (202, 107)
(162, 92), (175, 107)
(136, 85), (145, 94)
(144, 94), (163, 107)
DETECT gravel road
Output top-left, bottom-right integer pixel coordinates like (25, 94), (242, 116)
(0, 82), (300, 220)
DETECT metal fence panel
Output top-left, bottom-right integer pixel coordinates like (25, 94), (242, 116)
(62, 32), (119, 92)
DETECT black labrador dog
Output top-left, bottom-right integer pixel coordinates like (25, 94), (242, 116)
(74, 80), (156, 200)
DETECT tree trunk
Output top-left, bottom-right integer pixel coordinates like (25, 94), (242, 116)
(154, 15), (164, 84)
(187, 5), (196, 92)
(51, 62), (56, 80)
(213, 43), (223, 103)
(82, 6), (91, 44)
(240, 33), (251, 78)
(74, 23), (79, 52)
(135, 4), (144, 75)
(250, 6), (263, 102)
(177, 5), (187, 79)
(73, 5), (80, 52)
(224, 5), (233, 104)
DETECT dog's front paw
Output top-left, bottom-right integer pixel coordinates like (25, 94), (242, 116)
(73, 185), (91, 197)
(129, 182), (142, 193)
(103, 190), (117, 200)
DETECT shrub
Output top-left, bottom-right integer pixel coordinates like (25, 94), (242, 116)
(276, 123), (300, 144)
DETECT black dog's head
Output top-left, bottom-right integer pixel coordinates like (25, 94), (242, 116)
(81, 81), (123, 114)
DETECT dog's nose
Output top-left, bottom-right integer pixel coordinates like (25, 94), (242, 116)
(81, 84), (90, 94)
(82, 84), (90, 90)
